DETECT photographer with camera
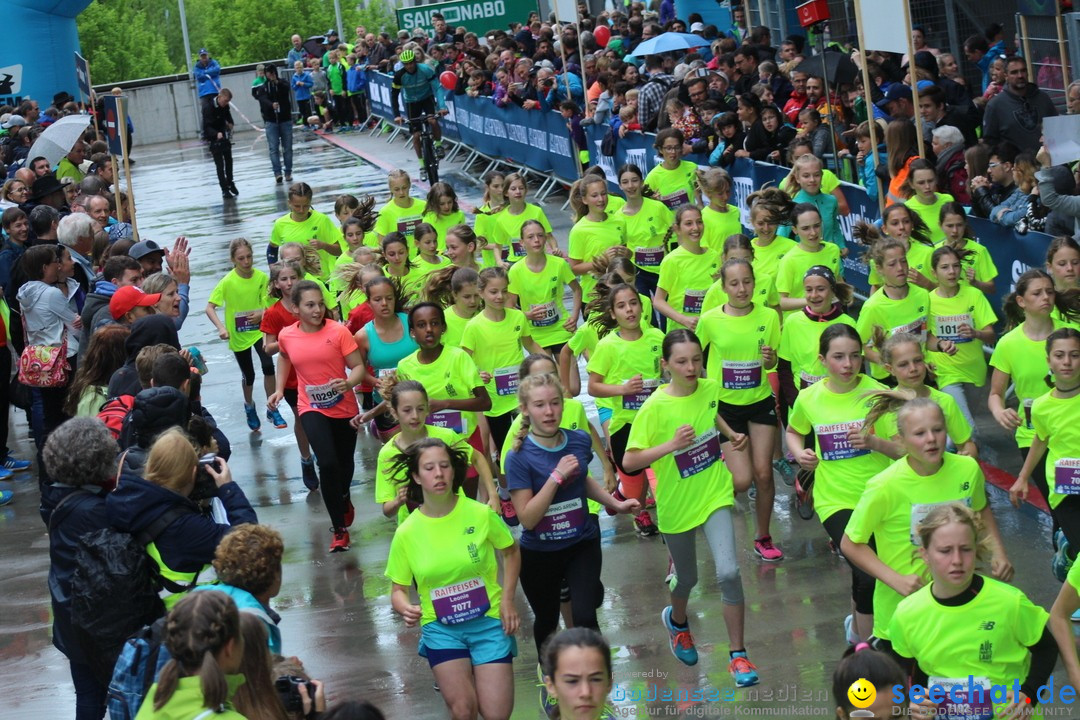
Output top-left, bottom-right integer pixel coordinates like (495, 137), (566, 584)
(234, 614), (326, 720)
(107, 428), (257, 609)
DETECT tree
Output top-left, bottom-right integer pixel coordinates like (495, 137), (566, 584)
(78, 0), (178, 83)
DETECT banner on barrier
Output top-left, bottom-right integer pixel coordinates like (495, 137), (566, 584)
(397, 0), (540, 37)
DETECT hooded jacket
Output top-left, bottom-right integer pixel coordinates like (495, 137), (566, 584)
(119, 386), (192, 474)
(106, 315), (181, 399)
(981, 83), (1057, 154)
(106, 473), (256, 575)
(16, 280), (78, 348)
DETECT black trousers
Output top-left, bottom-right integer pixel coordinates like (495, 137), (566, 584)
(210, 141), (234, 191)
(299, 413), (356, 529)
(520, 532), (603, 655)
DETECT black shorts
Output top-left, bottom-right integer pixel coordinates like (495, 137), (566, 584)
(406, 96), (436, 132)
(717, 397), (777, 435)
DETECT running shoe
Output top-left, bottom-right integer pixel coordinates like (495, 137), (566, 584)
(660, 606), (698, 666)
(344, 499), (355, 528)
(301, 456), (319, 490)
(0, 466), (12, 481)
(435, 143), (446, 159)
(2, 455), (31, 472)
(0, 489), (12, 506)
(633, 510), (659, 537)
(748, 484), (756, 500)
(244, 402), (261, 431)
(753, 535), (784, 562)
(1072, 608), (1080, 623)
(538, 662), (558, 718)
(843, 614), (859, 645)
(773, 458), (796, 486)
(1052, 534), (1073, 583)
(795, 469), (815, 520)
(266, 406), (288, 429)
(275, 175), (284, 184)
(645, 494), (656, 509)
(728, 651), (760, 687)
(500, 497), (520, 526)
(329, 528), (350, 553)
(284, 174), (293, 182)
(605, 487), (626, 516)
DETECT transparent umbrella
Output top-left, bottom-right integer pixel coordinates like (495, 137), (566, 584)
(28, 114), (92, 167)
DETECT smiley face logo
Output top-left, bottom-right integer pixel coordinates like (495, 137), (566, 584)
(847, 678), (876, 709)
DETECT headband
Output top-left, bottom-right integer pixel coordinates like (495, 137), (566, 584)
(804, 265), (836, 287)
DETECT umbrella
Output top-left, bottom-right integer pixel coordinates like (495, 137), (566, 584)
(626, 32), (709, 59)
(795, 50), (859, 87)
(28, 114), (91, 168)
(302, 36), (327, 59)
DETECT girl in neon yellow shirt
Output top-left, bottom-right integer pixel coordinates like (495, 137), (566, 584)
(405, 223), (451, 293)
(585, 281), (665, 537)
(698, 258), (783, 561)
(776, 203), (842, 313)
(697, 167), (743, 251)
(623, 330), (758, 682)
(422, 182), (468, 253)
(206, 238), (273, 432)
(375, 379), (498, 523)
(862, 207), (937, 292)
(421, 266), (480, 349)
(461, 267), (543, 473)
(618, 163), (671, 302)
(746, 188), (797, 306)
(903, 159), (953, 244)
(268, 182), (342, 278)
(385, 438), (520, 720)
(568, 174), (627, 301)
(786, 324), (896, 642)
(443, 225), (481, 273)
(474, 171), (506, 267)
(1011, 328), (1080, 579)
(380, 233), (415, 300)
(374, 169), (426, 248)
(928, 245), (998, 437)
(989, 270), (1080, 512)
(278, 242), (339, 320)
(493, 173), (558, 262)
(1047, 236), (1080, 329)
(507, 220), (582, 354)
(937, 202), (998, 294)
(654, 205), (720, 331)
(701, 235), (778, 313)
(643, 128), (700, 209)
(890, 503), (1054, 720)
(843, 398), (1010, 643)
(868, 329), (977, 457)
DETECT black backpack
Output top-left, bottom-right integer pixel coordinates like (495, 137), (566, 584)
(69, 506), (190, 686)
(600, 126), (617, 157)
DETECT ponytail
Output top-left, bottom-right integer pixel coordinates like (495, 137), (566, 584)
(861, 388), (915, 435)
(585, 278), (637, 338)
(154, 591), (240, 711)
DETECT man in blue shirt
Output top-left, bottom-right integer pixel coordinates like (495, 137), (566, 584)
(194, 48), (221, 116)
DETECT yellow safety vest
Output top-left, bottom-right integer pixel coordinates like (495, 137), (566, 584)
(146, 541), (218, 610)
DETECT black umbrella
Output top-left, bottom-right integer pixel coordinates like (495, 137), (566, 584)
(302, 36), (327, 58)
(797, 50), (859, 87)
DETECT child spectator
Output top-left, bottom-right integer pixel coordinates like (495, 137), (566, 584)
(560, 101), (589, 168)
(797, 106), (831, 160)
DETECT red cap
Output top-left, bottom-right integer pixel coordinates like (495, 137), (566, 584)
(110, 286), (161, 320)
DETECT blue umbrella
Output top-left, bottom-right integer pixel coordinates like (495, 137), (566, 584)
(625, 32), (709, 59)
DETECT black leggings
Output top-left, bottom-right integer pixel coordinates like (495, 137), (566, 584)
(520, 533), (603, 655)
(609, 424), (634, 475)
(487, 411), (515, 460)
(299, 413), (356, 529)
(210, 142), (233, 190)
(822, 508), (876, 615)
(234, 338), (274, 387)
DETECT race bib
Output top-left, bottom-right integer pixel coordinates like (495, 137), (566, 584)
(722, 360), (762, 390)
(934, 313), (973, 344)
(534, 498), (586, 542)
(234, 311), (261, 333)
(510, 240), (525, 259)
(427, 409), (467, 435)
(1055, 458), (1080, 495)
(682, 290), (706, 315)
(673, 428), (722, 479)
(377, 368), (395, 379)
(306, 382), (343, 410)
(890, 318), (926, 342)
(815, 421), (868, 461)
(530, 301), (559, 327)
(634, 246), (664, 267)
(911, 498), (972, 545)
(799, 370), (825, 388)
(397, 216), (422, 237)
(660, 189), (690, 209)
(929, 677), (993, 720)
(493, 365), (519, 397)
(622, 379), (660, 410)
(431, 578), (490, 625)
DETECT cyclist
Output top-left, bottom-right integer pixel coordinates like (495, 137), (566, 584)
(392, 49), (447, 180)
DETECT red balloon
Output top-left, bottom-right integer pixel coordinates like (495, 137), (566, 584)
(594, 25), (611, 48)
(439, 70), (457, 91)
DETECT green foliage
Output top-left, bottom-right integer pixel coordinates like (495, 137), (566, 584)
(77, 0), (401, 84)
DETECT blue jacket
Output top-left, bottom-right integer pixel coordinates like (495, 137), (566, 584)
(106, 474), (257, 574)
(539, 72), (584, 112)
(196, 584), (282, 654)
(292, 70), (313, 101)
(347, 65), (367, 94)
(194, 59), (221, 97)
(0, 236), (25, 299)
(989, 185), (1029, 227)
(978, 40), (1006, 92)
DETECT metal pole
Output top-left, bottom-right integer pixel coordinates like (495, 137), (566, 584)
(943, 0), (961, 77)
(817, 33), (840, 170)
(177, 0), (200, 130)
(853, 0), (885, 215)
(334, 0), (345, 43)
(1019, 14), (1034, 80)
(902, 0), (926, 158)
(1056, 7), (1071, 88)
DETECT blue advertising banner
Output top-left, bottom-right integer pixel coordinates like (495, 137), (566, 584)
(366, 71), (1052, 315)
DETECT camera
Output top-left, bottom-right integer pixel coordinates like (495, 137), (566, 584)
(275, 675), (317, 713)
(541, 78), (554, 88)
(189, 453), (220, 502)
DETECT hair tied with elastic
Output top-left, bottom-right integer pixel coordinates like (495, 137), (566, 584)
(854, 642), (871, 653)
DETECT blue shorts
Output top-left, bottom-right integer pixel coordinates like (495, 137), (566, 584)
(597, 406), (613, 426)
(419, 615), (517, 667)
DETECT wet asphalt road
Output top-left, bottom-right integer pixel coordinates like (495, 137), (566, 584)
(0, 126), (1074, 719)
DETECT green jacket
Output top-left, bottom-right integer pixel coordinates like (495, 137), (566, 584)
(135, 674), (247, 720)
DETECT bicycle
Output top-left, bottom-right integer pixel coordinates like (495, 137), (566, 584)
(396, 112), (442, 184)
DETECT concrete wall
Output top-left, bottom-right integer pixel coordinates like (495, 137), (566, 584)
(97, 62), (277, 145)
